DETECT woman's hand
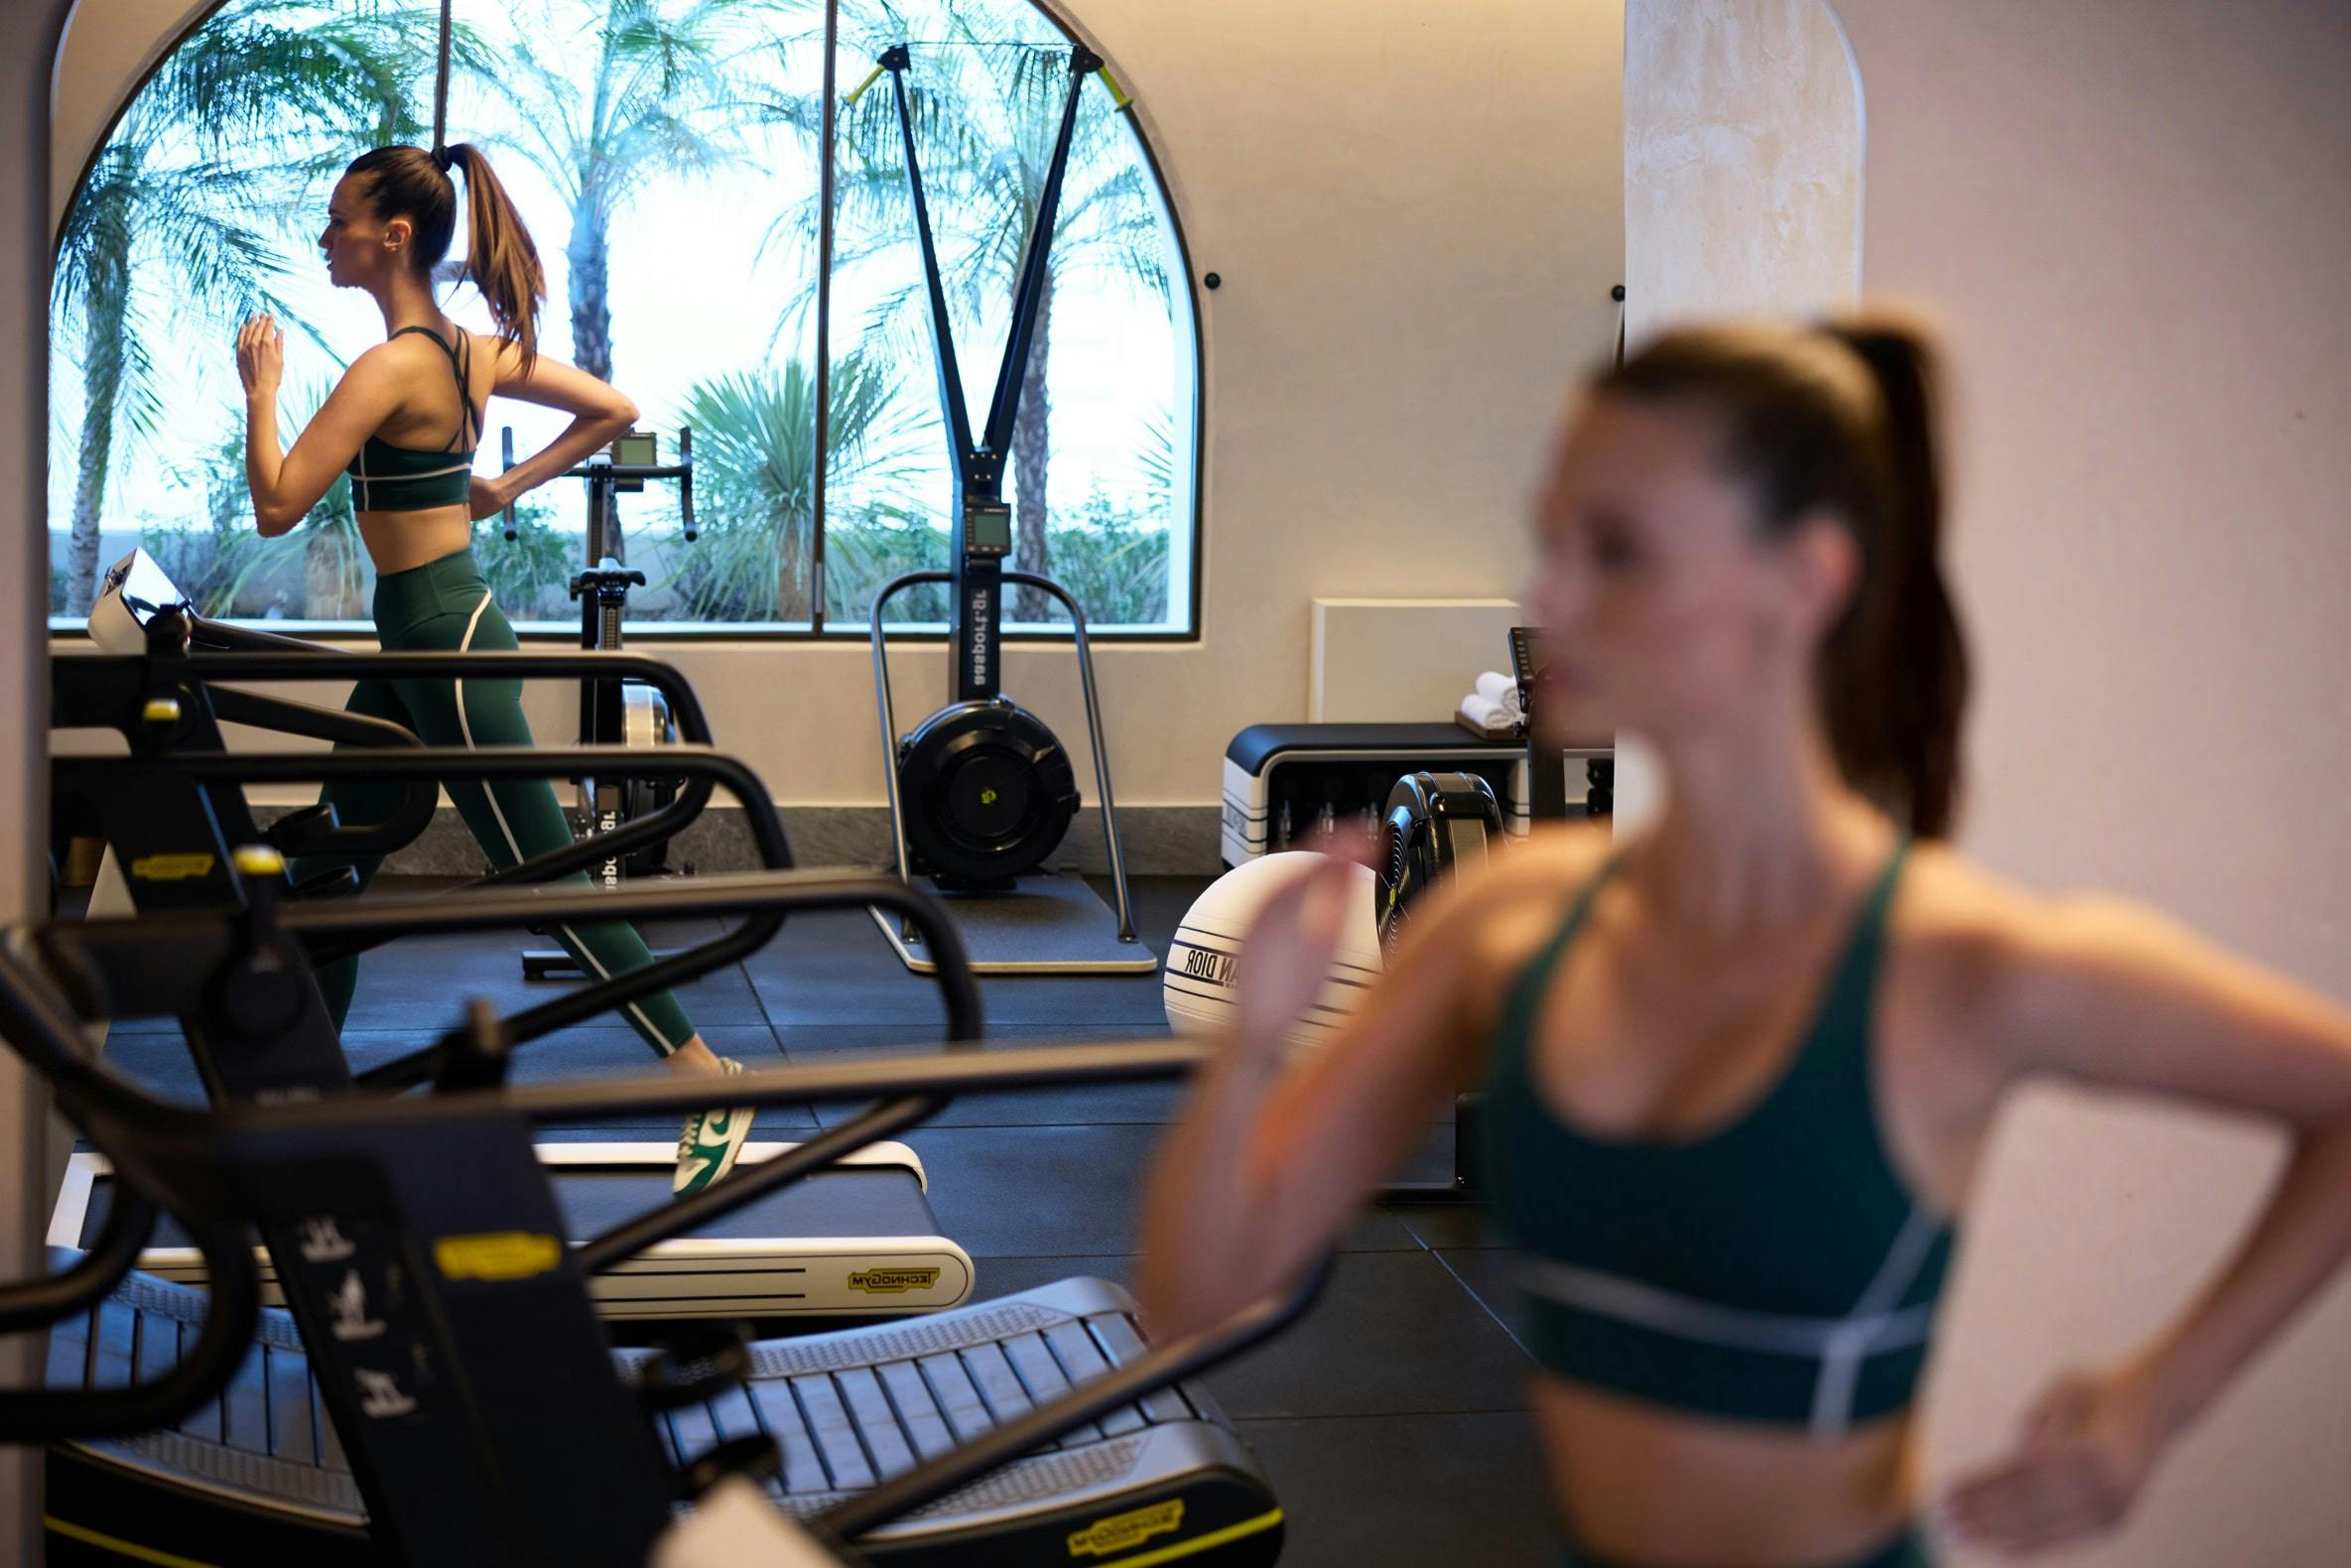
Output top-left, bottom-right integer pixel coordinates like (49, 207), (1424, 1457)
(235, 315), (284, 401)
(1232, 837), (1372, 1059)
(1939, 1360), (2171, 1556)
(468, 473), (511, 523)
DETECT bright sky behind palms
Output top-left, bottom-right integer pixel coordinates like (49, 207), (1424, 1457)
(49, 0), (1191, 625)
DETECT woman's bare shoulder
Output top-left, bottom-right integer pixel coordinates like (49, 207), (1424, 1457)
(1887, 840), (2068, 1044)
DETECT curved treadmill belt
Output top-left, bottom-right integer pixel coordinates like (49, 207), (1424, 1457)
(45, 1269), (1283, 1567)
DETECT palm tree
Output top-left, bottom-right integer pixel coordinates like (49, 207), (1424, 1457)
(789, 8), (1171, 619)
(178, 373), (369, 620)
(496, 0), (750, 381)
(671, 347), (930, 621)
(51, 0), (435, 614)
(490, 0), (759, 566)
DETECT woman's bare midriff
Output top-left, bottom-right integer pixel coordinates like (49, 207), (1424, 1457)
(1532, 1373), (1919, 1566)
(358, 506), (473, 577)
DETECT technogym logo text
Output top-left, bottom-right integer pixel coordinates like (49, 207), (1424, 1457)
(847, 1267), (943, 1295)
(129, 852), (215, 882)
(1068, 1500), (1183, 1558)
(968, 586), (991, 684)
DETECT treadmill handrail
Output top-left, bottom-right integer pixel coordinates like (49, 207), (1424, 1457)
(6, 915), (1204, 1281)
(0, 1187), (157, 1335)
(58, 649), (732, 891)
(233, 1039), (1210, 1137)
(818, 1258), (1331, 1543)
(36, 869), (985, 1091)
(0, 1212), (262, 1444)
(202, 685), (438, 859)
(184, 612), (351, 655)
(125, 648), (718, 744)
(0, 939), (264, 1442)
(51, 744), (756, 930)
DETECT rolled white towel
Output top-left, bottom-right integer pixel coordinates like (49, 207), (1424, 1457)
(1474, 670), (1521, 712)
(1458, 692), (1516, 738)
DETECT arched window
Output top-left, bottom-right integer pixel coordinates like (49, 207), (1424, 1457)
(49, 0), (1200, 636)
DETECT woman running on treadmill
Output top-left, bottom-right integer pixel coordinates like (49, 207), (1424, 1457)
(1138, 320), (2351, 1566)
(233, 143), (751, 1196)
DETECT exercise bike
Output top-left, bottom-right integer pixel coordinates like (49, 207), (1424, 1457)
(861, 41), (1150, 975)
(501, 425), (699, 980)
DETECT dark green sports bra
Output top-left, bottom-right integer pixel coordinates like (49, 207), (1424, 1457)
(1481, 836), (1957, 1437)
(346, 325), (479, 512)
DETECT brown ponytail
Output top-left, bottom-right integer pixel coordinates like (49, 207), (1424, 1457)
(1597, 318), (1971, 838)
(345, 142), (545, 372)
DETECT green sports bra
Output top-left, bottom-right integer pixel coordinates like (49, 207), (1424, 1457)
(1481, 836), (1958, 1438)
(346, 325), (479, 513)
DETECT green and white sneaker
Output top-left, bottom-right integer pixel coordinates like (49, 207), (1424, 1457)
(674, 1058), (755, 1195)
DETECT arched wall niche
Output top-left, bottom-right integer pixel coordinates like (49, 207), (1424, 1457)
(51, 0), (215, 235)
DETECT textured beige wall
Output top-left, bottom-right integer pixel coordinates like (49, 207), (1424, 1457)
(1626, 4), (2351, 1559)
(1617, 0), (1863, 828)
(1830, 4), (2351, 1562)
(51, 0), (1628, 809)
(1625, 0), (1860, 338)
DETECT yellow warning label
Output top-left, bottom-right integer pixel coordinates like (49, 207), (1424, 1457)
(1068, 1500), (1184, 1558)
(847, 1267), (943, 1295)
(128, 852), (215, 882)
(435, 1232), (562, 1282)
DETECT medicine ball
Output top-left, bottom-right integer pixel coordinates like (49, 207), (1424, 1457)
(1164, 852), (1380, 1051)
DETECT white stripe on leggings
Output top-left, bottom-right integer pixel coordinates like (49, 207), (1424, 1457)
(454, 590), (675, 1051)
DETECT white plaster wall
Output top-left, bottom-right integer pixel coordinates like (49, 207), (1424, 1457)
(1625, 6), (2351, 1560)
(49, 0), (1628, 813)
(1616, 0), (1863, 830)
(49, 0), (209, 227)
(4, 2), (69, 1553)
(1824, 4), (2351, 1563)
(1624, 0), (1860, 338)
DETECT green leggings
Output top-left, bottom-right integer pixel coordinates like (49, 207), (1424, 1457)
(289, 547), (695, 1057)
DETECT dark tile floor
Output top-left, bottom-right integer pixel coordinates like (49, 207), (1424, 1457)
(94, 874), (1559, 1566)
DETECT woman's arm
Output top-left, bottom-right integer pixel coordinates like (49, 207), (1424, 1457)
(1947, 895), (2351, 1555)
(1135, 850), (1503, 1339)
(472, 343), (638, 521)
(236, 315), (399, 536)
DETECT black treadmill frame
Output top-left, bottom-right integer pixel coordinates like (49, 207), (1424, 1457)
(0, 872), (1317, 1565)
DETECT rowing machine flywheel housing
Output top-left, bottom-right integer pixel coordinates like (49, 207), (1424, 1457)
(618, 682), (683, 876)
(1374, 770), (1502, 954)
(897, 697), (1080, 887)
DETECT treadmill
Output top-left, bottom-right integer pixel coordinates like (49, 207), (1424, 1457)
(47, 1268), (1272, 1563)
(3, 872), (1304, 1567)
(51, 550), (972, 1319)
